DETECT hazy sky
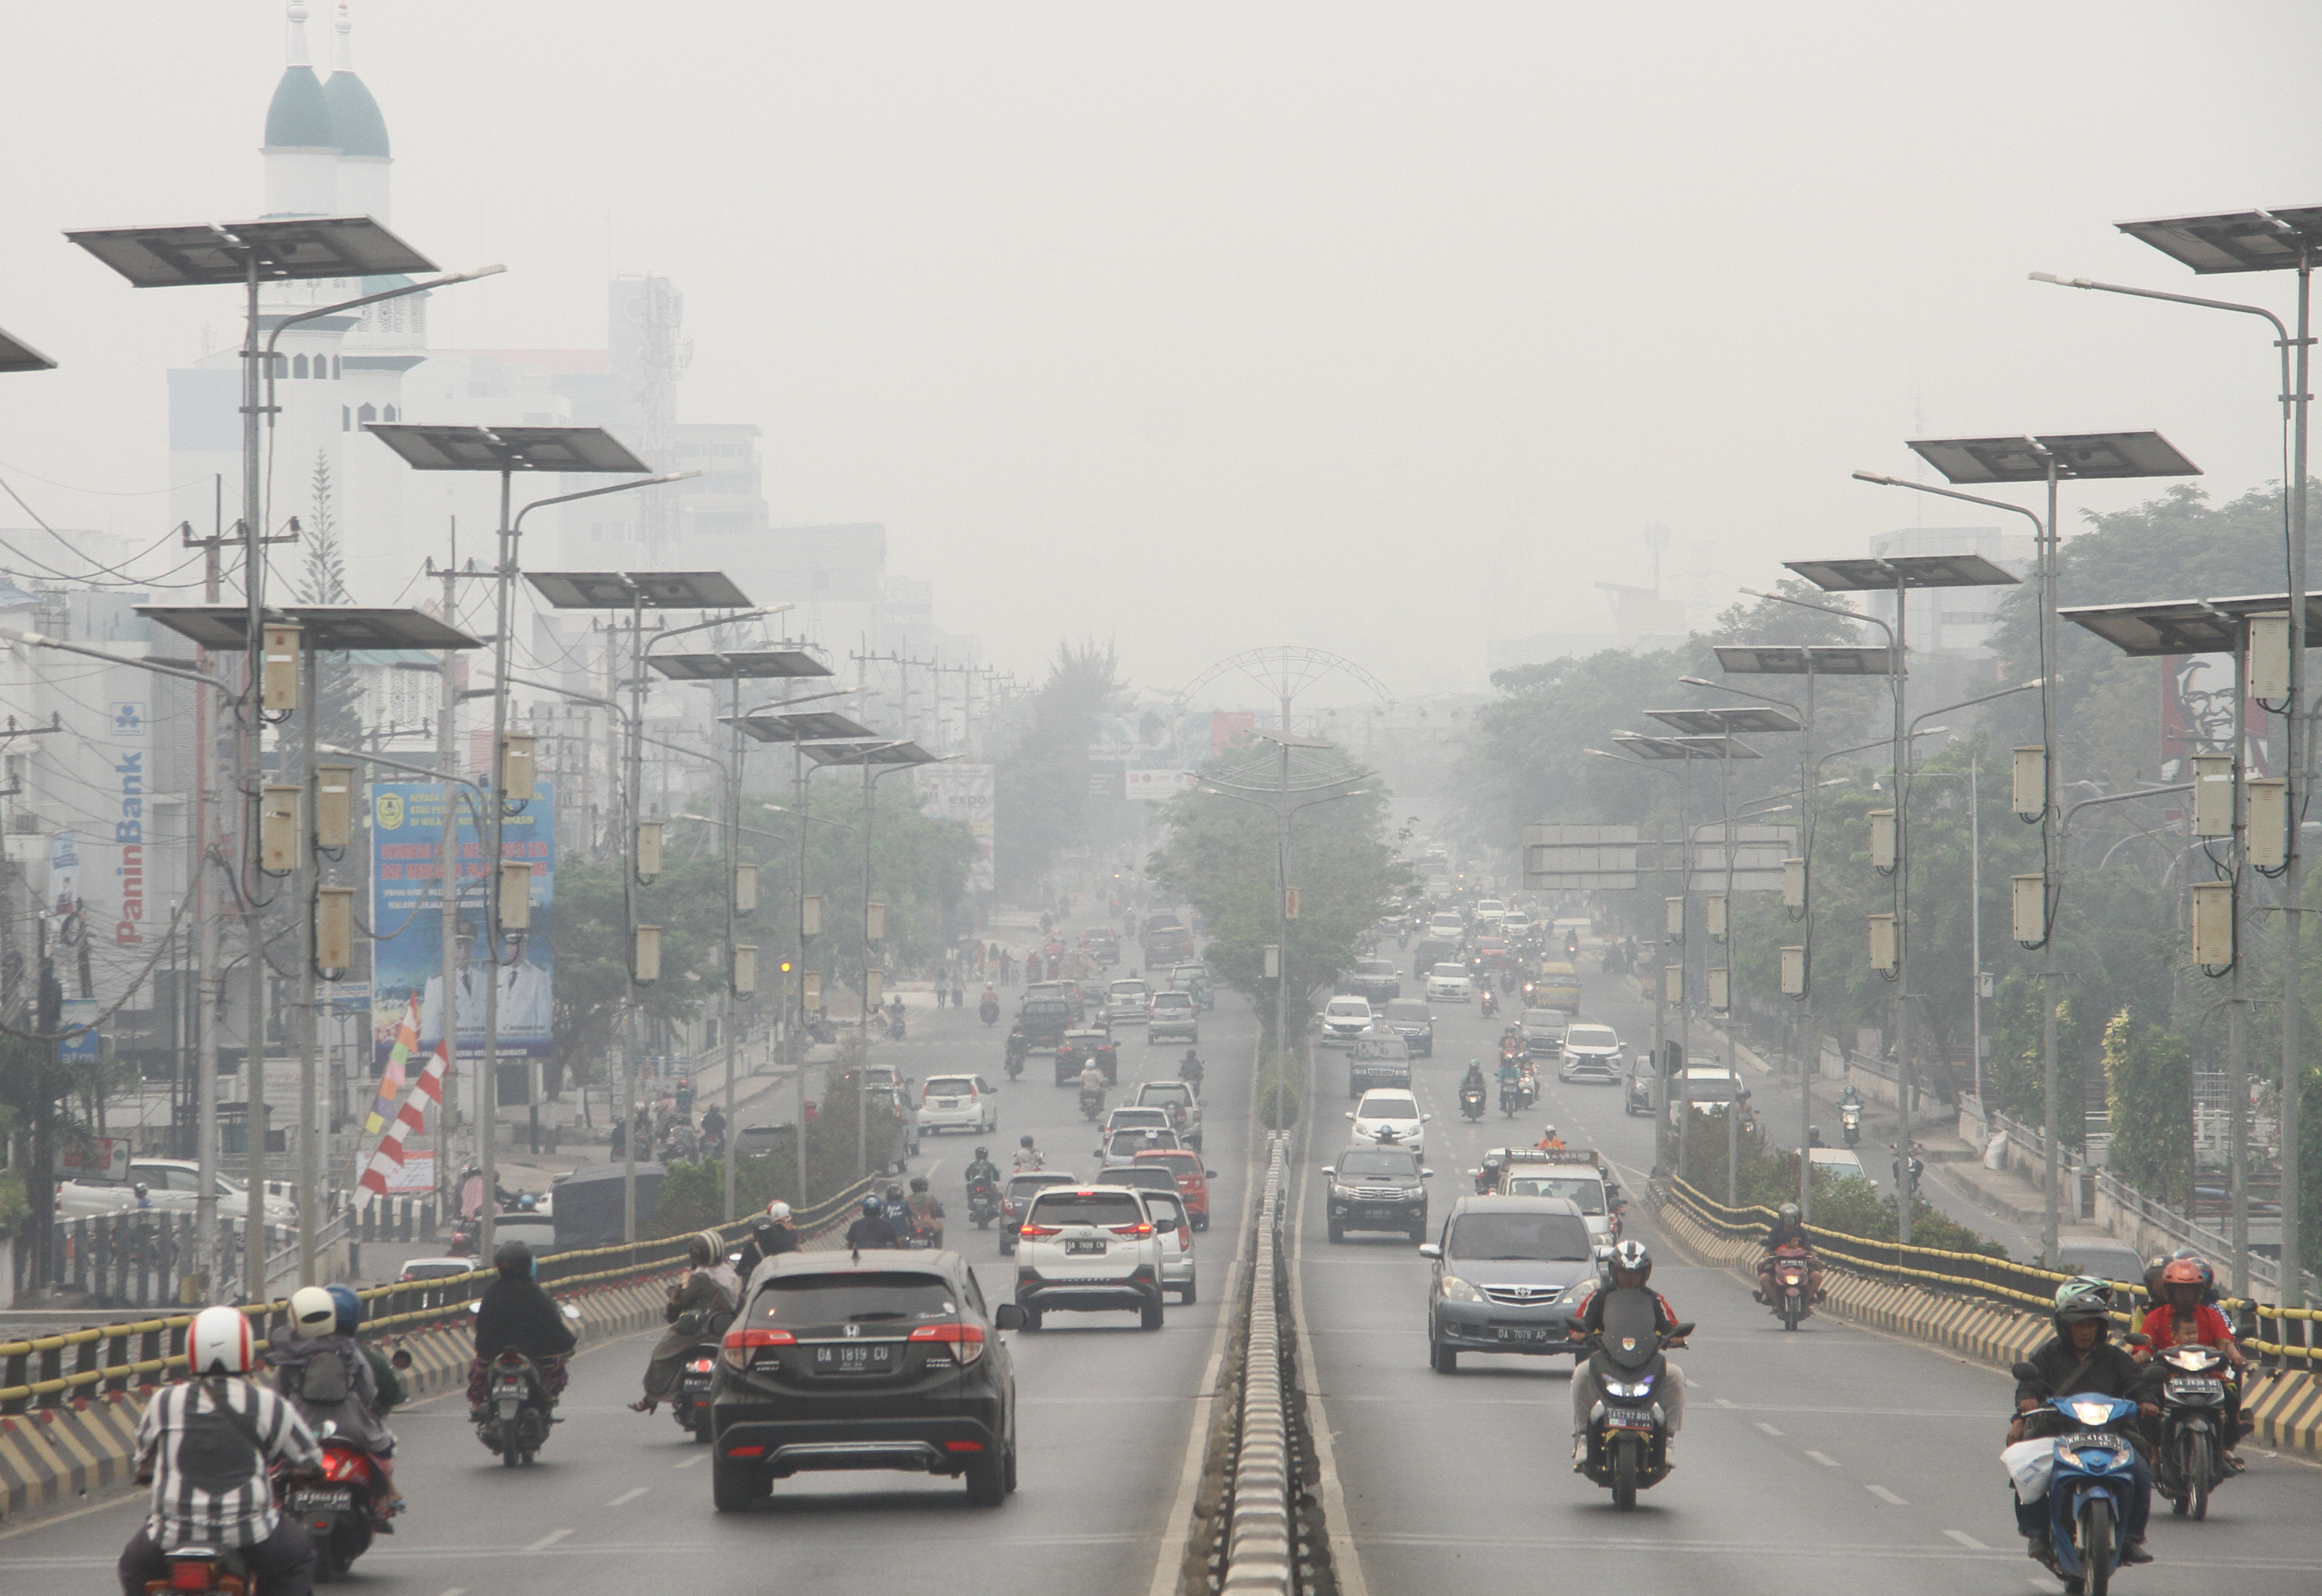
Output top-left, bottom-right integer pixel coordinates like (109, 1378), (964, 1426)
(1, 3), (2317, 700)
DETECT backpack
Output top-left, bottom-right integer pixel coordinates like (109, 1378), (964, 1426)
(288, 1344), (352, 1406)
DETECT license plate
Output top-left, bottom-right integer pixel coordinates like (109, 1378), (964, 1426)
(812, 1344), (896, 1372)
(1495, 1327), (1554, 1342)
(289, 1488), (351, 1512)
(1066, 1238), (1108, 1255)
(935, 1100), (959, 1108)
(2170, 1378), (2224, 1394)
(1603, 1408), (1653, 1428)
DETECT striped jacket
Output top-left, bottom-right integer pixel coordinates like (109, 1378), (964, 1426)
(135, 1375), (322, 1549)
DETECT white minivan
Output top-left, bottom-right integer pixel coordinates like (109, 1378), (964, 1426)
(916, 1073), (999, 1135)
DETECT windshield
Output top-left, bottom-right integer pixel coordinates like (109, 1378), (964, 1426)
(1007, 1175), (1073, 1199)
(1358, 961), (1394, 976)
(1566, 1027), (1618, 1050)
(1029, 1191), (1146, 1227)
(752, 1272), (955, 1328)
(924, 1077), (976, 1097)
(1503, 1175), (1606, 1213)
(1138, 1084), (1192, 1107)
(1151, 994), (1192, 1010)
(1337, 1149), (1422, 1179)
(1448, 1212), (1593, 1262)
(1326, 999), (1367, 1015)
(1681, 1074), (1738, 1102)
(1360, 1095), (1418, 1119)
(1430, 965), (1467, 977)
(1109, 1131), (1176, 1155)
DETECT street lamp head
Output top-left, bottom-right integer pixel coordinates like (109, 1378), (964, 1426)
(2028, 271), (2096, 290)
(1850, 471), (1903, 487)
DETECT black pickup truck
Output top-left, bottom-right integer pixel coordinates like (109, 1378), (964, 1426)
(1018, 995), (1078, 1053)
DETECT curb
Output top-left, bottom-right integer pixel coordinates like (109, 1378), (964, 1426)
(0, 1272), (679, 1530)
(1648, 1197), (2322, 1457)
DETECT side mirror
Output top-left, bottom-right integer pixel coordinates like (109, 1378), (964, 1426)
(2125, 1331), (2151, 1348)
(2011, 1362), (2041, 1383)
(467, 1299), (484, 1315)
(561, 1303), (582, 1321)
(1319, 1167), (1335, 1177)
(1205, 1170), (1218, 1179)
(1345, 1111), (1355, 1121)
(1417, 1243), (1442, 1259)
(993, 1303), (1028, 1331)
(1420, 1168), (1434, 1179)
(1668, 1321), (1696, 1340)
(1420, 1113), (1433, 1122)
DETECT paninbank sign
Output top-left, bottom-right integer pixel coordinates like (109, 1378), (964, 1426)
(113, 746), (146, 945)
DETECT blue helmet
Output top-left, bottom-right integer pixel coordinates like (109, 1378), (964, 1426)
(863, 1194), (883, 1216)
(324, 1284), (363, 1335)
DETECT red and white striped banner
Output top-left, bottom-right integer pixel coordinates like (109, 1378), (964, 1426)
(358, 1039), (450, 1202)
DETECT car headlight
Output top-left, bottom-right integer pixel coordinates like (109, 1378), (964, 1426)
(1440, 1274), (1482, 1302)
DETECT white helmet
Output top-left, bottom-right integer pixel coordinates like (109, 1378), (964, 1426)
(764, 1201), (792, 1222)
(188, 1305), (254, 1375)
(289, 1286), (337, 1339)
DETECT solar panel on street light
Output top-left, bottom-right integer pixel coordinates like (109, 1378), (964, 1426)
(1645, 706), (1804, 735)
(1906, 431), (2201, 486)
(138, 604), (481, 652)
(366, 424), (650, 475)
(725, 712), (882, 743)
(801, 740), (941, 767)
(649, 651), (833, 682)
(1786, 553), (2020, 592)
(2058, 600), (2242, 658)
(65, 216), (435, 287)
(524, 570), (753, 610)
(0, 327), (56, 373)
(1712, 644), (1895, 676)
(2114, 205), (2322, 275)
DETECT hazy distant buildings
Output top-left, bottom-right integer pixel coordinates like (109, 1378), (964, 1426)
(1485, 580), (1689, 675)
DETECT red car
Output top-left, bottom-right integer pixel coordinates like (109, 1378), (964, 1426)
(1135, 1149), (1216, 1231)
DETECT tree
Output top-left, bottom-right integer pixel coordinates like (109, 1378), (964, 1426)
(1147, 750), (1409, 1049)
(295, 450), (363, 753)
(991, 640), (1132, 894)
(2102, 1010), (2192, 1207)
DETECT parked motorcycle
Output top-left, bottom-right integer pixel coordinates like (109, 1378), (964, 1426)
(1459, 1084), (1486, 1121)
(1577, 1288), (1691, 1510)
(2011, 1382), (2144, 1593)
(1764, 1243), (1814, 1330)
(2152, 1344), (2236, 1520)
(273, 1421), (390, 1579)
(1840, 1102), (1862, 1147)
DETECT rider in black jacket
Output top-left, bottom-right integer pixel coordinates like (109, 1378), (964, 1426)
(2010, 1282), (2161, 1565)
(468, 1241), (576, 1417)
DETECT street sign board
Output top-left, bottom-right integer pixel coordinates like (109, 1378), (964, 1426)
(1687, 823), (1800, 893)
(1523, 824), (1639, 890)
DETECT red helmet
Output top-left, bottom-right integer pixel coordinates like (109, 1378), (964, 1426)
(2161, 1258), (2206, 1290)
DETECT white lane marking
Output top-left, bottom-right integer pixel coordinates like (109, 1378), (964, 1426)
(438, 1588), (469, 1596)
(1804, 1450), (1840, 1467)
(605, 1487), (649, 1507)
(1754, 1421), (1786, 1436)
(673, 1452), (709, 1469)
(1864, 1484), (1909, 1505)
(526, 1529), (573, 1551)
(1944, 1530), (1991, 1550)
(1712, 1397), (1736, 1407)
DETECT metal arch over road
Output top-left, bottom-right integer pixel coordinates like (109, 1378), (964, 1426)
(1173, 646), (1396, 731)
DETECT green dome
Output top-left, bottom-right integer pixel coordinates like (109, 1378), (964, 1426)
(324, 70), (388, 158)
(264, 65), (336, 149)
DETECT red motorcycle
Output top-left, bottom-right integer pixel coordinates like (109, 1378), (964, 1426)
(273, 1428), (392, 1578)
(1764, 1244), (1816, 1331)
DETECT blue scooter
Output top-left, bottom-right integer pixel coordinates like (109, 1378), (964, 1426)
(2028, 1388), (2143, 1594)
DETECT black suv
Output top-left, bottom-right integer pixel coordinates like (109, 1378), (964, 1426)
(1322, 1145), (1431, 1242)
(708, 1251), (1024, 1512)
(1381, 998), (1434, 1057)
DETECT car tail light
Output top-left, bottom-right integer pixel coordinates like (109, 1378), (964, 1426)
(721, 1325), (795, 1370)
(910, 1320), (989, 1364)
(1109, 1222), (1154, 1237)
(726, 1444), (765, 1458)
(1021, 1224), (1061, 1237)
(169, 1560), (217, 1591)
(943, 1439), (984, 1451)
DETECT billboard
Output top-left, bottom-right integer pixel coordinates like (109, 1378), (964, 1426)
(1523, 823), (1640, 890)
(2161, 653), (2270, 779)
(1686, 822), (1800, 893)
(918, 764), (995, 891)
(369, 780), (555, 1066)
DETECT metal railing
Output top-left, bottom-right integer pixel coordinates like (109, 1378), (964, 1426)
(1658, 1175), (2317, 1368)
(0, 1171), (880, 1413)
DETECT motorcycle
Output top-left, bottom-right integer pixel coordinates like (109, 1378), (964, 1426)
(477, 1349), (553, 1467)
(968, 1181), (1001, 1230)
(980, 996), (1001, 1026)
(1840, 1102), (1862, 1147)
(1577, 1288), (1692, 1510)
(2152, 1344), (2236, 1520)
(887, 1006), (908, 1041)
(697, 1128), (726, 1163)
(670, 1334), (725, 1443)
(1499, 1082), (1520, 1118)
(1180, 1053), (1205, 1094)
(1079, 1086), (1106, 1122)
(273, 1421), (390, 1579)
(139, 1545), (247, 1595)
(1764, 1244), (1815, 1330)
(2011, 1384), (2144, 1594)
(1005, 1029), (1027, 1080)
(1459, 1084), (1486, 1121)
(1480, 988), (1499, 1019)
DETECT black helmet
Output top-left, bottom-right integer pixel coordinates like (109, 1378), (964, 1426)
(2053, 1279), (2117, 1337)
(885, 1184), (903, 1202)
(1777, 1203), (1801, 1227)
(1019, 1134), (1036, 1149)
(974, 1146), (989, 1160)
(1609, 1240), (1652, 1283)
(493, 1239), (534, 1277)
(751, 1216), (780, 1242)
(908, 1176), (929, 1194)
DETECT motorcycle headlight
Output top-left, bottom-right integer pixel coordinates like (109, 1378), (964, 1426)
(1440, 1274), (1481, 1303)
(1601, 1375), (1656, 1399)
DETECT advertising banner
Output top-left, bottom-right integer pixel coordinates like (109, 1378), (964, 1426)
(1124, 768), (1196, 803)
(918, 764), (996, 890)
(369, 780), (555, 1066)
(2161, 653), (2270, 779)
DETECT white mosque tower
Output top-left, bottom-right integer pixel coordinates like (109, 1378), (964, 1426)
(174, 2), (421, 597)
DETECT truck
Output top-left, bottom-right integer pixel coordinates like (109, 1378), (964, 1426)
(1141, 915), (1196, 967)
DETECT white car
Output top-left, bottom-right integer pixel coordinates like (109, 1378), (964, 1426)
(68, 1160), (296, 1227)
(1134, 1186), (1198, 1303)
(1426, 963), (1473, 1002)
(915, 1073), (999, 1135)
(1104, 979), (1153, 1025)
(1318, 995), (1374, 1046)
(1807, 1147), (1868, 1182)
(1473, 898), (1507, 925)
(1499, 912), (1533, 938)
(1426, 913), (1466, 944)
(1013, 1184), (1167, 1330)
(1557, 1024), (1623, 1084)
(1347, 1088), (1430, 1156)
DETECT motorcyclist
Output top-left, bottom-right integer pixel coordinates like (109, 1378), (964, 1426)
(1495, 1053), (1522, 1106)
(467, 1240), (576, 1421)
(1180, 1048), (1205, 1089)
(2010, 1280), (2161, 1568)
(121, 1303), (323, 1596)
(2137, 1256), (2249, 1465)
(1077, 1056), (1107, 1115)
(1536, 1123), (1566, 1151)
(1012, 1133), (1045, 1172)
(1461, 1059), (1486, 1096)
(1480, 984), (1499, 1017)
(1806, 1124), (1825, 1149)
(267, 1286), (401, 1515)
(1567, 1241), (1688, 1464)
(905, 1175), (947, 1247)
(880, 1183), (914, 1234)
(846, 1193), (902, 1251)
(326, 1286), (405, 1423)
(734, 1207), (796, 1278)
(630, 1232), (738, 1415)
(674, 1075), (694, 1117)
(964, 1145), (1003, 1199)
(699, 1101), (727, 1146)
(1757, 1201), (1823, 1303)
